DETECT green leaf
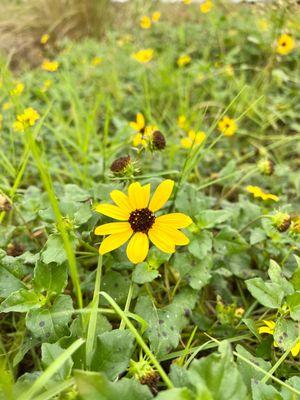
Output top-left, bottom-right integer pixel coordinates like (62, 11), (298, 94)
(251, 381), (282, 400)
(195, 210), (230, 229)
(286, 292), (300, 321)
(214, 228), (248, 255)
(74, 370), (153, 400)
(91, 330), (135, 380)
(246, 278), (284, 308)
(135, 288), (198, 356)
(236, 345), (271, 391)
(100, 271), (131, 307)
(0, 266), (25, 298)
(41, 342), (73, 380)
(188, 231), (212, 259)
(268, 260), (293, 296)
(250, 228), (266, 245)
(0, 289), (43, 313)
(26, 294), (74, 342)
(155, 388), (195, 400)
(41, 234), (76, 265)
(132, 262), (159, 284)
(186, 257), (212, 290)
(33, 261), (68, 294)
(274, 318), (298, 352)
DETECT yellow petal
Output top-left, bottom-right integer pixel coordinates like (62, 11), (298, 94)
(148, 225), (175, 254)
(149, 180), (174, 212)
(258, 327), (273, 335)
(155, 224), (190, 245)
(155, 213), (193, 228)
(110, 190), (133, 213)
(291, 341), (300, 357)
(95, 222), (132, 235)
(262, 320), (276, 330)
(95, 204), (129, 220)
(128, 182), (150, 209)
(130, 122), (140, 131)
(137, 113), (145, 129)
(99, 229), (133, 255)
(126, 232), (149, 264)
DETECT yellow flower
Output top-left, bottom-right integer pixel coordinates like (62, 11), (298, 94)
(276, 34), (295, 56)
(94, 180), (192, 263)
(224, 64), (234, 77)
(2, 102), (13, 111)
(181, 130), (206, 149)
(130, 113), (145, 132)
(152, 11), (161, 22)
(41, 79), (52, 93)
(13, 108), (40, 132)
(200, 0), (213, 13)
(41, 59), (59, 72)
(177, 54), (191, 67)
(10, 82), (24, 97)
(258, 19), (269, 32)
(131, 49), (154, 64)
(140, 15), (152, 29)
(218, 116), (237, 136)
(259, 320), (300, 357)
(177, 115), (188, 130)
(291, 216), (300, 235)
(40, 33), (50, 45)
(92, 56), (102, 66)
(246, 185), (279, 202)
(182, 0), (192, 4)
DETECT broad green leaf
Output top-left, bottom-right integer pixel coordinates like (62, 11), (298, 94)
(155, 388), (195, 400)
(33, 261), (68, 294)
(26, 294), (74, 342)
(0, 289), (43, 313)
(214, 228), (248, 255)
(132, 262), (159, 284)
(74, 370), (153, 400)
(188, 231), (212, 259)
(268, 260), (293, 296)
(246, 278), (284, 308)
(0, 266), (25, 298)
(274, 318), (299, 352)
(41, 234), (77, 265)
(251, 381), (282, 400)
(91, 330), (135, 380)
(100, 270), (131, 307)
(195, 210), (230, 229)
(286, 292), (300, 321)
(41, 342), (73, 380)
(250, 228), (266, 245)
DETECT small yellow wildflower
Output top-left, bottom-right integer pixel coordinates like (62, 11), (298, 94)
(218, 116), (237, 137)
(246, 186), (279, 202)
(10, 82), (24, 97)
(94, 180), (192, 263)
(131, 49), (154, 64)
(259, 320), (300, 357)
(132, 125), (158, 149)
(41, 59), (59, 72)
(177, 115), (188, 130)
(177, 55), (191, 68)
(40, 33), (50, 45)
(92, 56), (102, 66)
(224, 65), (234, 77)
(130, 113), (145, 133)
(276, 34), (295, 56)
(140, 15), (152, 29)
(181, 130), (206, 149)
(41, 79), (52, 93)
(200, 0), (213, 14)
(182, 0), (192, 4)
(13, 108), (40, 132)
(152, 11), (161, 22)
(2, 102), (13, 111)
(258, 19), (269, 32)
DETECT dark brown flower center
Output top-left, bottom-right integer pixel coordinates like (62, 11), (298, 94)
(129, 208), (155, 233)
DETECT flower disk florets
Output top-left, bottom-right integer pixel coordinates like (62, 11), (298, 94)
(129, 208), (155, 233)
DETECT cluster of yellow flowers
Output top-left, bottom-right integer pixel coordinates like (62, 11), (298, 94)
(182, 0), (213, 14)
(42, 59), (59, 72)
(13, 108), (40, 132)
(177, 115), (206, 149)
(177, 54), (191, 67)
(140, 11), (161, 30)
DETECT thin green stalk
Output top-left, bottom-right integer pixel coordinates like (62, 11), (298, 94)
(119, 281), (134, 330)
(25, 128), (83, 309)
(34, 379), (75, 400)
(100, 290), (174, 389)
(18, 339), (84, 400)
(261, 348), (290, 384)
(86, 254), (102, 368)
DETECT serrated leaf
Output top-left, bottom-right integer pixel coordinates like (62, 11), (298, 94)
(246, 278), (284, 308)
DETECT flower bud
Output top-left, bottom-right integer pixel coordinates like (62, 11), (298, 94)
(258, 159), (275, 176)
(272, 212), (291, 232)
(110, 155), (133, 176)
(151, 131), (166, 151)
(129, 359), (159, 394)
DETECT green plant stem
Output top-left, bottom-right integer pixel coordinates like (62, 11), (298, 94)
(238, 215), (271, 234)
(100, 290), (174, 389)
(119, 281), (134, 330)
(86, 254), (102, 368)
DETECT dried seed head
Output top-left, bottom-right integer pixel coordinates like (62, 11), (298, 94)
(110, 155), (132, 176)
(272, 212), (291, 232)
(258, 159), (275, 176)
(0, 195), (12, 211)
(151, 131), (166, 150)
(129, 359), (159, 395)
